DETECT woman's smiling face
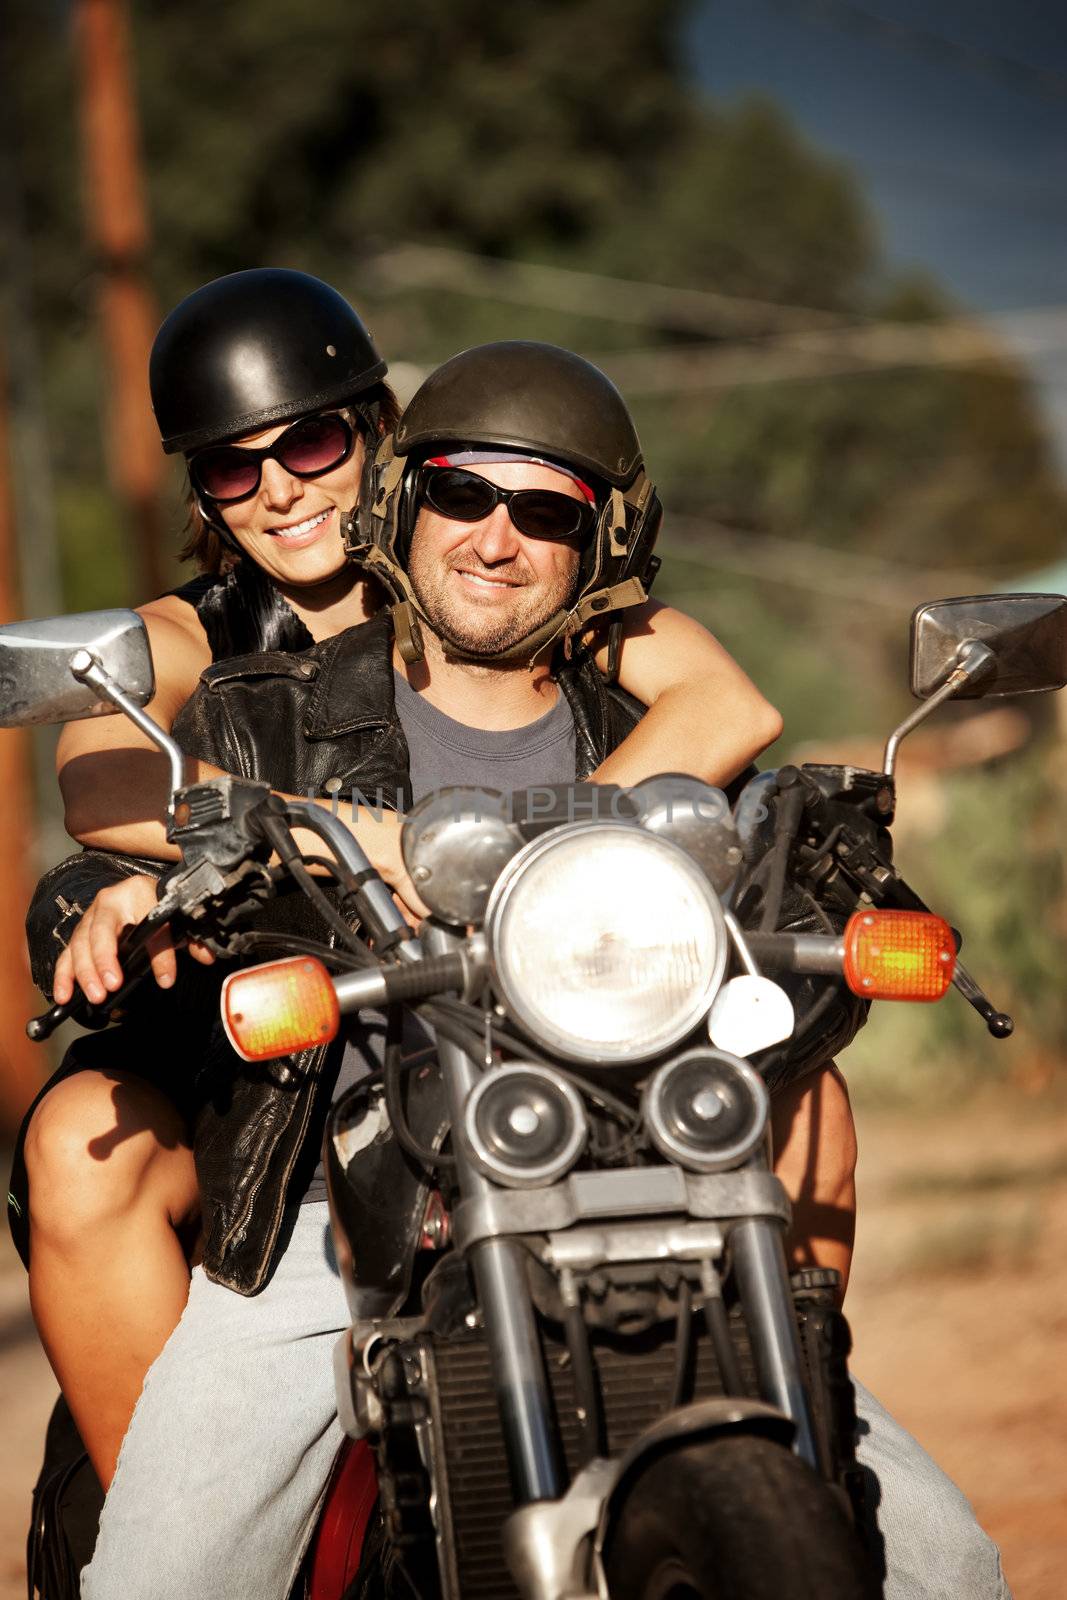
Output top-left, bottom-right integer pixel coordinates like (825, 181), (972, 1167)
(205, 416), (366, 589)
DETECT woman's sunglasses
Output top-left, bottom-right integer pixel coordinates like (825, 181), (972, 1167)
(418, 466), (595, 541)
(189, 413), (355, 505)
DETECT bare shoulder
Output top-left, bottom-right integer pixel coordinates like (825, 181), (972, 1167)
(137, 595), (212, 685)
(140, 590), (211, 648)
(86, 593), (214, 729)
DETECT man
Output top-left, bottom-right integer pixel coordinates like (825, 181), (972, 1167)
(36, 342), (1004, 1598)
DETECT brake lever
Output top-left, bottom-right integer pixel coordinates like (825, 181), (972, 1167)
(950, 961), (1014, 1039)
(860, 871), (1015, 1039)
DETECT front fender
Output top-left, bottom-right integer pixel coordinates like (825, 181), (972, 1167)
(595, 1397), (795, 1564)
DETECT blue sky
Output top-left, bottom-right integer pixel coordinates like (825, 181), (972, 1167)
(685, 0), (1067, 467)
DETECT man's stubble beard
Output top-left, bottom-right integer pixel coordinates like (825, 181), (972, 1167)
(407, 538), (579, 663)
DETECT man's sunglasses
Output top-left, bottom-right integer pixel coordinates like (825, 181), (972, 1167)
(189, 413), (356, 505)
(418, 466), (595, 541)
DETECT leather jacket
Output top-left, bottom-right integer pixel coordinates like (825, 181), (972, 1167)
(23, 613), (645, 1294)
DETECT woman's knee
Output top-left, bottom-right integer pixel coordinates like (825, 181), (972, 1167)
(25, 1070), (193, 1240)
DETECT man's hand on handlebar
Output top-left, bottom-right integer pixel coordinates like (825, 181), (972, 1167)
(51, 874), (215, 1006)
(329, 805), (428, 923)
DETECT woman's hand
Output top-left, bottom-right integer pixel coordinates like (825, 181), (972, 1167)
(51, 808), (427, 1010)
(51, 875), (215, 1006)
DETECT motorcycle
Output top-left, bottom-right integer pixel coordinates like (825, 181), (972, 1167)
(4, 591), (1065, 1600)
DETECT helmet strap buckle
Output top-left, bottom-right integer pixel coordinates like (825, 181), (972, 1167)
(608, 486), (630, 557)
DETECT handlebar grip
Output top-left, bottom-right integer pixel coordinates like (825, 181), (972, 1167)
(25, 906), (173, 1043)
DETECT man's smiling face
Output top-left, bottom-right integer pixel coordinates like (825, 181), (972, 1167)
(406, 460), (584, 658)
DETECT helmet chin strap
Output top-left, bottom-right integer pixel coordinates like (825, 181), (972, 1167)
(392, 579), (649, 668)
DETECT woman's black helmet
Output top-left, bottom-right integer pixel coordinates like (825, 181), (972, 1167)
(346, 340), (661, 663)
(150, 268), (387, 455)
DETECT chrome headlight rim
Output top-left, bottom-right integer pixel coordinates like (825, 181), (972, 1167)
(485, 820), (730, 1066)
(643, 1048), (770, 1173)
(463, 1062), (588, 1188)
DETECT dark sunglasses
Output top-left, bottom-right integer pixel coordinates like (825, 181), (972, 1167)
(418, 466), (595, 541)
(189, 413), (356, 505)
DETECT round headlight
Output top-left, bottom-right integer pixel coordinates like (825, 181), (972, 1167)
(485, 822), (728, 1064)
(643, 1049), (769, 1172)
(463, 1063), (588, 1188)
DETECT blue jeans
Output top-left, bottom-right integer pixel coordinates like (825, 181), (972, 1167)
(82, 1204), (1009, 1599)
(852, 1378), (1010, 1598)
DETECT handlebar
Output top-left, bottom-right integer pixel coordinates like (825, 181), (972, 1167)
(26, 782), (418, 1043)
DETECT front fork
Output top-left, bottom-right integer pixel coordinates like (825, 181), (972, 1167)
(423, 923), (566, 1505)
(730, 1216), (819, 1467)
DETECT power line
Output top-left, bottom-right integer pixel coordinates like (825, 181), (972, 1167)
(597, 319), (1013, 393)
(661, 513), (1008, 609)
(856, 157), (1067, 224)
(384, 325), (1026, 398)
(364, 246), (1067, 392)
(362, 244), (854, 339)
(752, 0), (1067, 104)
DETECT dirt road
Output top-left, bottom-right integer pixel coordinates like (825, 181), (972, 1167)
(2, 1093), (1064, 1598)
(847, 1095), (1067, 1599)
(0, 1279), (55, 1600)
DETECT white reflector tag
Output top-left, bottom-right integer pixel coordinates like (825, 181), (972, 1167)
(708, 975), (795, 1057)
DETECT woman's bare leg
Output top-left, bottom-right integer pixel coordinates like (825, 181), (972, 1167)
(24, 1069), (198, 1488)
(771, 1062), (858, 1297)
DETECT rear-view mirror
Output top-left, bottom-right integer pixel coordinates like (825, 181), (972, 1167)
(910, 594), (1067, 701)
(0, 609), (154, 728)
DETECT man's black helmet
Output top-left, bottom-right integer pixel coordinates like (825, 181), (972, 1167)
(347, 340), (660, 664)
(394, 341), (643, 485)
(150, 268), (387, 455)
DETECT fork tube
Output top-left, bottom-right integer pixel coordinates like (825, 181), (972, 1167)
(423, 923), (565, 1504)
(730, 1217), (818, 1468)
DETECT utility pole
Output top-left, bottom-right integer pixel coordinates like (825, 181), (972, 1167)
(0, 348), (47, 1133)
(74, 0), (165, 598)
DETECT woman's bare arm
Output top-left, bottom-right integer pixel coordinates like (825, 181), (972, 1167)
(589, 600), (783, 787)
(58, 596), (220, 857)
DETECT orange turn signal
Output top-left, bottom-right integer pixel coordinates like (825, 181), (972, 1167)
(222, 956), (340, 1062)
(842, 911), (956, 1002)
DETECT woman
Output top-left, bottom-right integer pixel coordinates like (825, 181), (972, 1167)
(16, 269), (786, 1494)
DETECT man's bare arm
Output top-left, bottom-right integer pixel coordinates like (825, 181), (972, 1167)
(589, 601), (782, 787)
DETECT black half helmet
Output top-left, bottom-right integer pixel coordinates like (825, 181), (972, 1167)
(150, 268), (387, 455)
(345, 340), (661, 664)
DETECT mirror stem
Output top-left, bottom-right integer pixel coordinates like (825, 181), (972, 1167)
(69, 649), (187, 798)
(882, 640), (996, 777)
